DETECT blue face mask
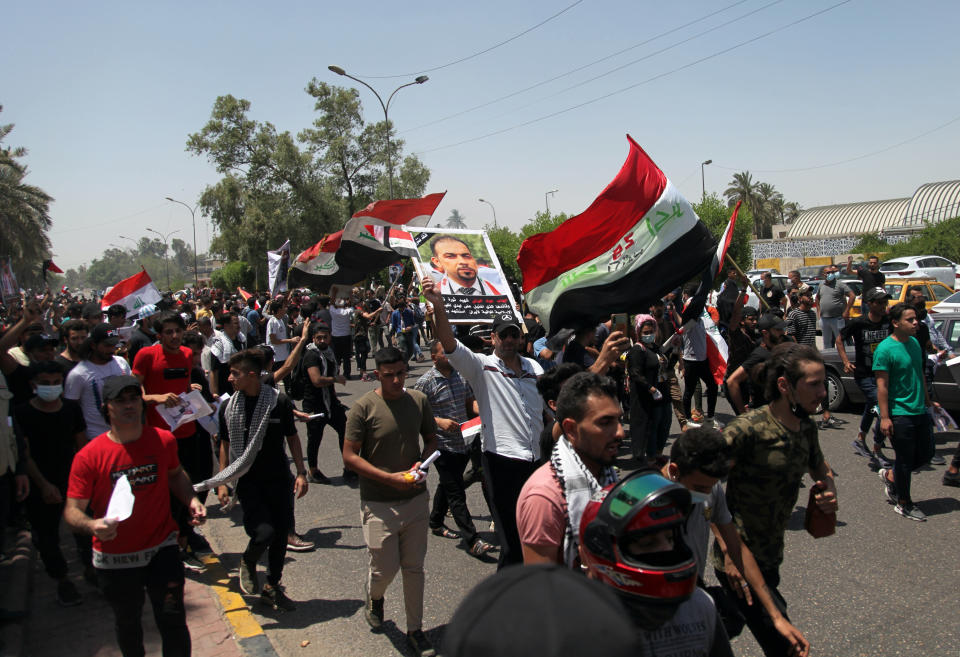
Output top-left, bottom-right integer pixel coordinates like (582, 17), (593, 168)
(826, 273), (838, 282)
(640, 334), (656, 344)
(689, 490), (710, 505)
(34, 384), (63, 401)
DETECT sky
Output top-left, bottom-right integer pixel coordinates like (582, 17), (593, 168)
(3, 0), (959, 272)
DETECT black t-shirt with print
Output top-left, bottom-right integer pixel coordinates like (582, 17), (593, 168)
(218, 392), (297, 483)
(840, 315), (892, 378)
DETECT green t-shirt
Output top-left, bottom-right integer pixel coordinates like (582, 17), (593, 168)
(711, 406), (824, 571)
(872, 335), (925, 416)
(345, 388), (436, 502)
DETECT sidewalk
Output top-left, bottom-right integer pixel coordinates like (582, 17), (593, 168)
(0, 525), (276, 657)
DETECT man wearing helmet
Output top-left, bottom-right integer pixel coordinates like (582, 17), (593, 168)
(578, 469), (734, 656)
(516, 371), (622, 567)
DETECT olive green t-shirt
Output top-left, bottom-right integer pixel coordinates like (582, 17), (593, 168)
(345, 388), (436, 502)
(711, 405), (825, 571)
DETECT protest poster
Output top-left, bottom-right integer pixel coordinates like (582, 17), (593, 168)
(407, 229), (521, 325)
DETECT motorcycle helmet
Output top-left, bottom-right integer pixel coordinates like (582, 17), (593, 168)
(579, 469), (697, 629)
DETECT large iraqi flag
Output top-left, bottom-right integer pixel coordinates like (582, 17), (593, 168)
(351, 192), (446, 228)
(288, 231), (358, 290)
(101, 270), (162, 318)
(518, 136), (716, 332)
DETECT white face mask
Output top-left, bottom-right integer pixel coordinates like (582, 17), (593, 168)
(689, 490), (710, 506)
(35, 384), (63, 401)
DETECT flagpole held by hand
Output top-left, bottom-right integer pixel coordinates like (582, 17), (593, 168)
(724, 253), (770, 311)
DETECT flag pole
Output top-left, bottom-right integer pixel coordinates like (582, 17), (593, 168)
(724, 253), (770, 311)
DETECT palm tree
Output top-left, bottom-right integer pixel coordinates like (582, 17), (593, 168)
(783, 201), (802, 224)
(724, 171), (761, 237)
(756, 182), (784, 239)
(0, 107), (53, 284)
(446, 209), (467, 229)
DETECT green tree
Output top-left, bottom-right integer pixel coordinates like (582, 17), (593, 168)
(756, 182), (783, 239)
(0, 105), (54, 287)
(724, 171), (761, 237)
(210, 261), (254, 290)
(692, 194), (753, 285)
(485, 225), (524, 284)
(446, 209), (468, 229)
(853, 216), (960, 263)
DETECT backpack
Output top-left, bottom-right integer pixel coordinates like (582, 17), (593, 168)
(287, 348), (309, 401)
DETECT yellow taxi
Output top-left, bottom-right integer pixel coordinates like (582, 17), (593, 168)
(848, 277), (955, 319)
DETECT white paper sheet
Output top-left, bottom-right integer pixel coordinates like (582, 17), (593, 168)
(105, 474), (134, 522)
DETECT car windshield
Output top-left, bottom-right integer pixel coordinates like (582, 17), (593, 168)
(940, 291), (960, 304)
(880, 261), (909, 271)
(931, 284), (954, 301)
(843, 280), (863, 296)
(885, 284), (903, 299)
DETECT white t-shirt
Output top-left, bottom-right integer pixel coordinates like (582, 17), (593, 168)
(267, 315), (290, 361)
(329, 307), (354, 337)
(64, 357), (133, 439)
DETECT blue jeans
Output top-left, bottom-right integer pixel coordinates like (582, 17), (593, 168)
(890, 414), (934, 504)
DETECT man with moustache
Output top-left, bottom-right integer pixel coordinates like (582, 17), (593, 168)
(430, 235), (503, 296)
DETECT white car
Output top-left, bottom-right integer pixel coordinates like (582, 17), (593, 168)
(880, 255), (960, 289)
(933, 290), (960, 313)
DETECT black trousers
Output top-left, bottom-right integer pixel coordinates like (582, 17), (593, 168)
(237, 476), (294, 587)
(170, 432), (213, 535)
(332, 335), (353, 378)
(715, 567), (791, 657)
(682, 359), (718, 418)
(429, 451), (478, 546)
(26, 494), (90, 579)
(304, 401), (347, 472)
(98, 545), (190, 657)
(481, 451), (538, 570)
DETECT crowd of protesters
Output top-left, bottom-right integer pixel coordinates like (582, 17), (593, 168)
(0, 259), (956, 657)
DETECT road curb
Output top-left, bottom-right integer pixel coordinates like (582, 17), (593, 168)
(0, 529), (36, 657)
(199, 553), (281, 657)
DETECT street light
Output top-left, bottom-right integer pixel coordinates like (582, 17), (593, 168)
(545, 189), (558, 214)
(165, 197), (199, 288)
(117, 235), (138, 250)
(328, 65), (429, 198)
(701, 159), (712, 201)
(478, 198), (498, 229)
(146, 227), (181, 290)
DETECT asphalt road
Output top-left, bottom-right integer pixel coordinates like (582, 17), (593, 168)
(200, 357), (960, 657)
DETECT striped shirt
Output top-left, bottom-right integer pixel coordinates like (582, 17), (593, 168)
(413, 367), (474, 454)
(786, 308), (817, 347)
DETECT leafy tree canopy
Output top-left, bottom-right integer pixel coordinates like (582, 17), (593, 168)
(853, 215), (960, 263)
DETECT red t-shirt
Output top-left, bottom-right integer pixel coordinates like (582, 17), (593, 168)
(67, 426), (180, 569)
(516, 462), (565, 551)
(132, 344), (194, 438)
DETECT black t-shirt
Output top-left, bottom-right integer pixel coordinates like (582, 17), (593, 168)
(761, 285), (784, 310)
(54, 354), (80, 375)
(214, 335), (244, 395)
(13, 399), (86, 490)
(126, 327), (154, 364)
(726, 329), (757, 380)
(563, 341), (595, 368)
(840, 315), (891, 378)
(741, 345), (773, 408)
(858, 269), (885, 290)
(301, 347), (338, 411)
(7, 364), (33, 407)
(218, 392), (297, 483)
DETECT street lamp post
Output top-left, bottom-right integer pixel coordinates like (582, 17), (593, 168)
(545, 189), (558, 215)
(118, 235), (138, 250)
(478, 198), (497, 229)
(701, 159), (712, 201)
(165, 197), (199, 288)
(328, 65), (428, 198)
(146, 228), (181, 290)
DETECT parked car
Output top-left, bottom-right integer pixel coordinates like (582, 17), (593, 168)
(796, 265), (826, 281)
(879, 255), (960, 289)
(847, 277), (954, 319)
(932, 290), (960, 314)
(821, 312), (960, 412)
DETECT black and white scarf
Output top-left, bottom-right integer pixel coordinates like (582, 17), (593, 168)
(550, 436), (618, 568)
(193, 384), (278, 495)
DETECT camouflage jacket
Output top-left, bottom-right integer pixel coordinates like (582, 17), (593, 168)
(711, 405), (824, 572)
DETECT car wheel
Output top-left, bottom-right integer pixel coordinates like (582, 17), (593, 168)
(825, 369), (846, 411)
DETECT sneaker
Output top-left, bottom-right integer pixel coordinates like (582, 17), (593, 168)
(685, 421), (702, 430)
(851, 439), (872, 458)
(406, 629), (436, 657)
(286, 533), (315, 552)
(894, 503), (926, 522)
(309, 470), (330, 484)
(239, 559), (260, 596)
(468, 539), (495, 558)
(929, 454), (946, 465)
(943, 471), (960, 487)
(261, 584), (296, 611)
(56, 579), (82, 607)
(871, 451), (893, 469)
(705, 416), (724, 429)
(878, 468), (897, 504)
(187, 531), (213, 555)
(817, 417), (836, 430)
(364, 582), (384, 630)
(181, 548), (206, 573)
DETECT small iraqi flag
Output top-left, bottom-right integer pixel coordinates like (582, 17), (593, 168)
(101, 269), (162, 318)
(459, 416), (482, 440)
(518, 135), (716, 333)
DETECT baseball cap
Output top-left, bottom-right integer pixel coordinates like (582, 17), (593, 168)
(444, 564), (640, 657)
(101, 375), (142, 402)
(23, 334), (58, 352)
(741, 306), (759, 318)
(491, 316), (522, 336)
(137, 304), (158, 321)
(758, 314), (786, 331)
(90, 323), (122, 344)
(864, 287), (892, 303)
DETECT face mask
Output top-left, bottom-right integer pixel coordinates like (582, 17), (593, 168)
(788, 385), (810, 419)
(689, 490), (710, 505)
(826, 273), (838, 282)
(640, 334), (656, 344)
(35, 384), (62, 401)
